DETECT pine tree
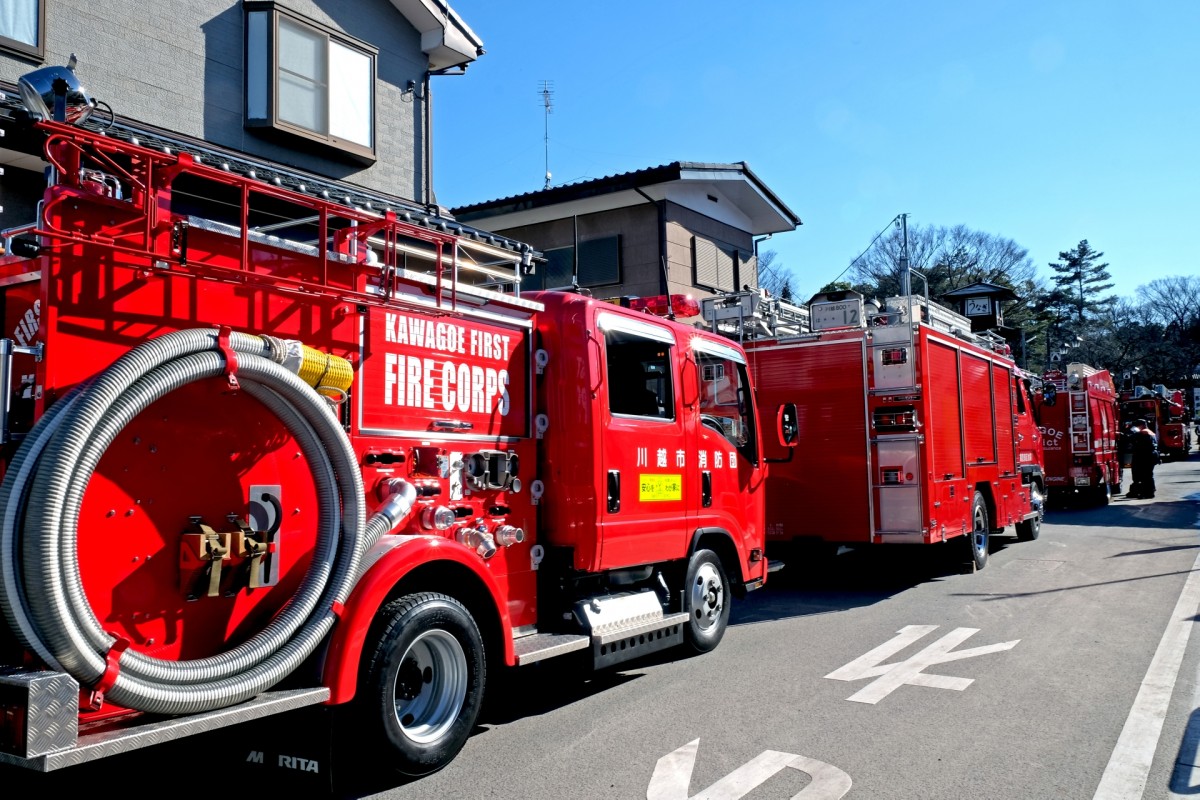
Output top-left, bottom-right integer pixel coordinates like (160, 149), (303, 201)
(1048, 240), (1115, 326)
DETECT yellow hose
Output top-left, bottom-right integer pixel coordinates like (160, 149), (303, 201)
(298, 346), (353, 399)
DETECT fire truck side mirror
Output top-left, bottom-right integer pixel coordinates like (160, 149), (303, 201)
(1043, 384), (1057, 407)
(777, 403), (799, 447)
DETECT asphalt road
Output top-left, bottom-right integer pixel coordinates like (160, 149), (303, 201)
(4, 453), (1198, 799)
(363, 452), (1200, 800)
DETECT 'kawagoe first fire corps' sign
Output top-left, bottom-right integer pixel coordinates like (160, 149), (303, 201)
(360, 308), (528, 437)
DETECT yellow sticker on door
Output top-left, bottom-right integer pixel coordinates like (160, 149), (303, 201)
(639, 474), (682, 501)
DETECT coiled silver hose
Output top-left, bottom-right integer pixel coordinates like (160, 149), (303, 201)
(0, 328), (398, 715)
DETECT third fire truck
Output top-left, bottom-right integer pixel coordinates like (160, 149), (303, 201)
(703, 288), (1045, 572)
(1034, 364), (1121, 505)
(0, 65), (789, 781)
(1119, 383), (1192, 461)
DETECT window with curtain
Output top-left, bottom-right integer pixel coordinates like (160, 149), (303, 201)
(245, 1), (376, 161)
(0, 0), (43, 59)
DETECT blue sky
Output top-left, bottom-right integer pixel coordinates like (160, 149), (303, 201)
(433, 1), (1199, 302)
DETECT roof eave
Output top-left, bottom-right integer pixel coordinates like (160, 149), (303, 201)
(388, 0), (484, 71)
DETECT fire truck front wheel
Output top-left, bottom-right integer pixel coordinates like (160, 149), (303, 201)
(357, 592), (486, 777)
(683, 549), (731, 653)
(964, 493), (990, 570)
(1016, 484), (1044, 541)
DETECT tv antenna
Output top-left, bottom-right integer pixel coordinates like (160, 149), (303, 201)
(539, 80), (554, 189)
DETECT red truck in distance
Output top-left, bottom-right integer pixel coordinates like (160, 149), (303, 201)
(1034, 364), (1121, 506)
(1118, 384), (1192, 461)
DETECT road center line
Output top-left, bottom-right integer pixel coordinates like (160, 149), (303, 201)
(1094, 550), (1200, 799)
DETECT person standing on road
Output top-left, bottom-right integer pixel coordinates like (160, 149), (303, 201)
(1128, 418), (1159, 499)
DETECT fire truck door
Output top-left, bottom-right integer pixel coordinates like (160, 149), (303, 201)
(691, 340), (760, 552)
(596, 313), (688, 569)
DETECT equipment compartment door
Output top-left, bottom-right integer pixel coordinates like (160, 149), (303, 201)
(752, 338), (872, 544)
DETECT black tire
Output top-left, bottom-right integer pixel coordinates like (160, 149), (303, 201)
(356, 592), (485, 777)
(964, 492), (990, 570)
(1094, 479), (1111, 507)
(1015, 513), (1041, 542)
(1016, 482), (1044, 542)
(682, 549), (730, 654)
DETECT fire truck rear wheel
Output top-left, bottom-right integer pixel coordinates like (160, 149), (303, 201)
(358, 592), (485, 777)
(683, 549), (730, 653)
(965, 492), (990, 570)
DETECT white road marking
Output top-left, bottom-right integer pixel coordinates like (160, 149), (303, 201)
(647, 738), (852, 800)
(826, 625), (1019, 704)
(1096, 549), (1200, 799)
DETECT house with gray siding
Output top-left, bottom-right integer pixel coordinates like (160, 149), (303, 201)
(1, 0), (484, 235)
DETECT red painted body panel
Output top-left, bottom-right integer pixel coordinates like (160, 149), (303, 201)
(747, 316), (1043, 549)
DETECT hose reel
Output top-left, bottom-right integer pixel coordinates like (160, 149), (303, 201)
(0, 328), (382, 715)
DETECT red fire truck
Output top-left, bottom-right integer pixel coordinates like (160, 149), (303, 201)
(703, 288), (1045, 572)
(1034, 364), (1121, 505)
(0, 73), (788, 778)
(1119, 383), (1192, 460)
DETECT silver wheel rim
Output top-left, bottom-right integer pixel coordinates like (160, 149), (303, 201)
(392, 629), (468, 744)
(690, 561), (725, 633)
(972, 504), (988, 559)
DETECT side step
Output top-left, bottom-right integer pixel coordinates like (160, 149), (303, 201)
(512, 631), (590, 665)
(511, 590), (690, 670)
(593, 612), (687, 669)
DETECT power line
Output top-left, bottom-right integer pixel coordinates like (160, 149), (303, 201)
(824, 214), (902, 287)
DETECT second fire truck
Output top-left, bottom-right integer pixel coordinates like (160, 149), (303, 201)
(703, 287), (1045, 572)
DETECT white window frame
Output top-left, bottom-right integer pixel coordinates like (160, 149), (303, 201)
(244, 1), (377, 162)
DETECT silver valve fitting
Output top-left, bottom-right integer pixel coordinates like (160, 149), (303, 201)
(494, 525), (525, 547)
(456, 526), (497, 559)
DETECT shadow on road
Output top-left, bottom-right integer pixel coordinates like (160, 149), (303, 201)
(732, 536), (1020, 626)
(1044, 498), (1197, 529)
(1170, 706), (1200, 795)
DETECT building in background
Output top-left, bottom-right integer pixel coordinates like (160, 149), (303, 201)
(452, 162), (800, 301)
(1, 0), (487, 236)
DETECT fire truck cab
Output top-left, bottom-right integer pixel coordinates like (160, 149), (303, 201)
(1034, 364), (1121, 505)
(704, 288), (1045, 573)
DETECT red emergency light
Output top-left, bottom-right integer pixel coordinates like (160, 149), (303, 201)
(625, 294), (701, 319)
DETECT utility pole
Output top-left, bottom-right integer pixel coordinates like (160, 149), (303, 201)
(539, 80), (554, 190)
(898, 213), (911, 296)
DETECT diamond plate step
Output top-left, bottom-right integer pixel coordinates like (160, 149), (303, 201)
(512, 632), (590, 665)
